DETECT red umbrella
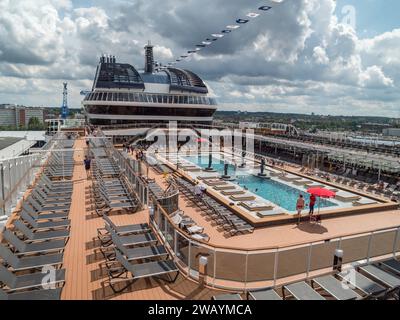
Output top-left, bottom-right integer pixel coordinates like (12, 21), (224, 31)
(307, 187), (336, 198)
(307, 187), (336, 215)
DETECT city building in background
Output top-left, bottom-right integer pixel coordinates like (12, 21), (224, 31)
(0, 104), (45, 128)
(383, 128), (400, 137)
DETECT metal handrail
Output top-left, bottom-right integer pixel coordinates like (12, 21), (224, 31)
(151, 202), (400, 290)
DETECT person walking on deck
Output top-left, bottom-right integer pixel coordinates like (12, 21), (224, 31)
(296, 194), (305, 225)
(309, 194), (316, 215)
(84, 156), (91, 179)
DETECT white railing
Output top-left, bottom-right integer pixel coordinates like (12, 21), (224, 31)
(0, 154), (43, 222)
(150, 202), (400, 292)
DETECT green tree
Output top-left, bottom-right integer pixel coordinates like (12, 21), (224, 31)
(27, 117), (43, 130)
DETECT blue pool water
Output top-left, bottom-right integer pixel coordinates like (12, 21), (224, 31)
(183, 155), (337, 212)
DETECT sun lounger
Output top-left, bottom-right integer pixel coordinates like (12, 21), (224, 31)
(34, 188), (72, 202)
(102, 215), (150, 236)
(31, 192), (71, 207)
(247, 289), (282, 300)
(104, 225), (157, 247)
(204, 180), (227, 186)
(211, 294), (242, 300)
(197, 176), (220, 181)
(185, 167), (202, 172)
(280, 174), (302, 182)
(22, 203), (69, 221)
(0, 243), (63, 271)
(37, 182), (73, 195)
(352, 198), (378, 206)
(14, 220), (70, 242)
(283, 282), (325, 300)
(0, 264), (65, 291)
(185, 225), (204, 234)
(220, 190), (246, 196)
(293, 179), (313, 186)
(213, 185), (236, 191)
(28, 196), (70, 213)
(378, 258), (400, 275)
(20, 211), (70, 231)
(305, 182), (326, 188)
(2, 229), (66, 255)
(238, 201), (274, 212)
(105, 250), (179, 293)
(312, 275), (361, 300)
(358, 264), (400, 288)
(337, 270), (386, 296)
(0, 287), (62, 300)
(111, 233), (168, 261)
(229, 195), (256, 202)
(41, 175), (73, 188)
(335, 191), (361, 202)
(191, 233), (210, 242)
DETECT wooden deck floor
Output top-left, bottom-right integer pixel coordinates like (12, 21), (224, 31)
(60, 139), (223, 300)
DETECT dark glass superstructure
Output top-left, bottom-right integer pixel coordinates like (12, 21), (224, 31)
(83, 45), (217, 126)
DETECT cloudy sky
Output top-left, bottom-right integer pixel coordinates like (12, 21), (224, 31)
(0, 0), (399, 117)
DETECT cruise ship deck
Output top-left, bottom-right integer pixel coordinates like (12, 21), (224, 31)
(2, 133), (399, 300)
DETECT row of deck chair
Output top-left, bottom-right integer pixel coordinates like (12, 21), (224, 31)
(95, 213), (179, 294)
(174, 177), (254, 237)
(89, 147), (139, 216)
(0, 170), (74, 300)
(212, 257), (400, 301)
(61, 135), (75, 149)
(91, 170), (139, 216)
(89, 145), (121, 177)
(44, 150), (75, 180)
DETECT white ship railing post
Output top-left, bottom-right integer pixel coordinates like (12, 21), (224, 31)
(306, 243), (313, 279)
(393, 227), (400, 257)
(273, 249), (279, 287)
(367, 231), (374, 263)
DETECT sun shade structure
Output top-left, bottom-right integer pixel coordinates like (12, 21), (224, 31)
(307, 187), (336, 198)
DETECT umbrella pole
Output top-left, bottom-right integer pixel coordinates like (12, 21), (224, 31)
(318, 197), (321, 214)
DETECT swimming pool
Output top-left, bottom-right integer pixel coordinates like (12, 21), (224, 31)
(183, 155), (337, 212)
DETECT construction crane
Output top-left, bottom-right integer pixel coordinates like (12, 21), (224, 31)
(60, 82), (69, 119)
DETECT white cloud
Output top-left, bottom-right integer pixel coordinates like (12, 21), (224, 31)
(359, 65), (394, 88)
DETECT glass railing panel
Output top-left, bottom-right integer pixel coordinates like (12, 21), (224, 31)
(340, 235), (370, 263)
(189, 243), (215, 277)
(0, 164), (4, 216)
(165, 219), (175, 249)
(309, 240), (340, 271)
(2, 161), (10, 203)
(246, 251), (276, 282)
(176, 232), (189, 268)
(276, 245), (309, 279)
(214, 250), (246, 282)
(369, 230), (397, 258)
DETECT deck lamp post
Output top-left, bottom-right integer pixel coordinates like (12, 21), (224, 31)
(176, 145), (182, 170)
(258, 158), (267, 177)
(198, 255), (208, 286)
(239, 151), (246, 168)
(205, 153), (214, 171)
(333, 249), (344, 272)
(222, 161), (231, 180)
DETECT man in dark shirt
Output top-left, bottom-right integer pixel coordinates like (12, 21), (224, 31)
(84, 156), (91, 178)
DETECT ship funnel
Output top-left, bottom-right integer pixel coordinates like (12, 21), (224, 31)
(144, 41), (154, 73)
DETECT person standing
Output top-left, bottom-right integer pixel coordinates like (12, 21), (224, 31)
(296, 194), (305, 225)
(309, 194), (316, 215)
(84, 156), (91, 179)
(194, 183), (202, 199)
